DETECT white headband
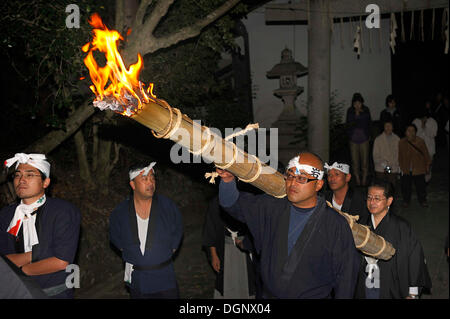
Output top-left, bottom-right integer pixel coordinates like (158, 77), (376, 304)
(324, 162), (350, 174)
(5, 153), (51, 178)
(129, 162), (156, 181)
(287, 155), (324, 180)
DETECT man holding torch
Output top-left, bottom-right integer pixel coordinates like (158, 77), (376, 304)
(216, 152), (360, 298)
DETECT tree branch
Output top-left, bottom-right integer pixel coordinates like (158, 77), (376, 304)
(110, 142), (121, 171)
(115, 0), (124, 32)
(134, 0), (154, 27)
(141, 0), (175, 37)
(141, 0), (241, 54)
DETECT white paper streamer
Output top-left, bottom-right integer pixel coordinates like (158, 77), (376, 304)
(353, 25), (361, 57)
(390, 13), (398, 54)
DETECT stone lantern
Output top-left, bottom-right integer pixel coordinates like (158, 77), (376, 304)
(266, 48), (308, 166)
(266, 47), (307, 112)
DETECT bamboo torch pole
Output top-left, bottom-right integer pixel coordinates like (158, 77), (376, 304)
(132, 98), (286, 198)
(126, 97), (396, 260)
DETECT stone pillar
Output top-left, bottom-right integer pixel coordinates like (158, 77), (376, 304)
(308, 0), (331, 161)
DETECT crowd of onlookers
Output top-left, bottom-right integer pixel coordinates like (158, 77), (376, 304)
(345, 91), (448, 208)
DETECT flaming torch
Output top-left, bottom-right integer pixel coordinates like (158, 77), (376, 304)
(81, 14), (395, 260)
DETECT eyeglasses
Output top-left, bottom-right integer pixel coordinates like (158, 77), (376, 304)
(366, 196), (386, 202)
(14, 173), (42, 180)
(284, 173), (318, 184)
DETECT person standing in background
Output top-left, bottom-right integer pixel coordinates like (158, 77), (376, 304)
(346, 93), (372, 186)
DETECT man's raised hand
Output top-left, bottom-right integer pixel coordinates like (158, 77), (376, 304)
(216, 168), (235, 183)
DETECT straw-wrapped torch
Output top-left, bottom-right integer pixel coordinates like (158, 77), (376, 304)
(81, 14), (395, 260)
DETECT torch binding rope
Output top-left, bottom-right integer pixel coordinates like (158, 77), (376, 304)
(237, 155), (262, 183)
(326, 201), (359, 229)
(355, 224), (371, 249)
(274, 192), (287, 199)
(364, 235), (386, 258)
(206, 123), (260, 184)
(150, 100), (183, 140)
(326, 201), (391, 258)
(215, 143), (238, 170)
(148, 103), (270, 194)
(165, 107), (183, 139)
(190, 126), (216, 156)
(151, 102), (174, 138)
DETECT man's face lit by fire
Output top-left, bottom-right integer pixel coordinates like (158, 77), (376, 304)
(130, 170), (156, 199)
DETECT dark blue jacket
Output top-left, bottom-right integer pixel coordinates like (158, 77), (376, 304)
(0, 197), (81, 293)
(109, 194), (183, 294)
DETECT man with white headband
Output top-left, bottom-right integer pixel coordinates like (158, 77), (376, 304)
(109, 161), (183, 299)
(324, 161), (368, 221)
(216, 151), (360, 298)
(0, 153), (80, 298)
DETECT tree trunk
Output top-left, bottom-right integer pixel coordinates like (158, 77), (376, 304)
(73, 129), (95, 188)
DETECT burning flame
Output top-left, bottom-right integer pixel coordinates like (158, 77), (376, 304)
(82, 13), (156, 116)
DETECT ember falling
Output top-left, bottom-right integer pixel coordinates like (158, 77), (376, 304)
(81, 14), (395, 260)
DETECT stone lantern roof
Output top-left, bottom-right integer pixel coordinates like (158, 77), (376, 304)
(266, 48), (308, 78)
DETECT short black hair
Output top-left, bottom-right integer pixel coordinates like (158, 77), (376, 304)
(37, 169), (47, 181)
(385, 94), (395, 107)
(328, 158), (350, 167)
(352, 92), (364, 104)
(407, 123), (418, 133)
(369, 179), (395, 199)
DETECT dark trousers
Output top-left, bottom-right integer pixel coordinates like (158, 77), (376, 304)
(130, 287), (179, 299)
(401, 173), (426, 203)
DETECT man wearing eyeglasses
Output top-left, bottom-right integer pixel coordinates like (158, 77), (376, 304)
(0, 153), (80, 298)
(216, 152), (360, 298)
(354, 179), (431, 299)
(109, 162), (183, 299)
